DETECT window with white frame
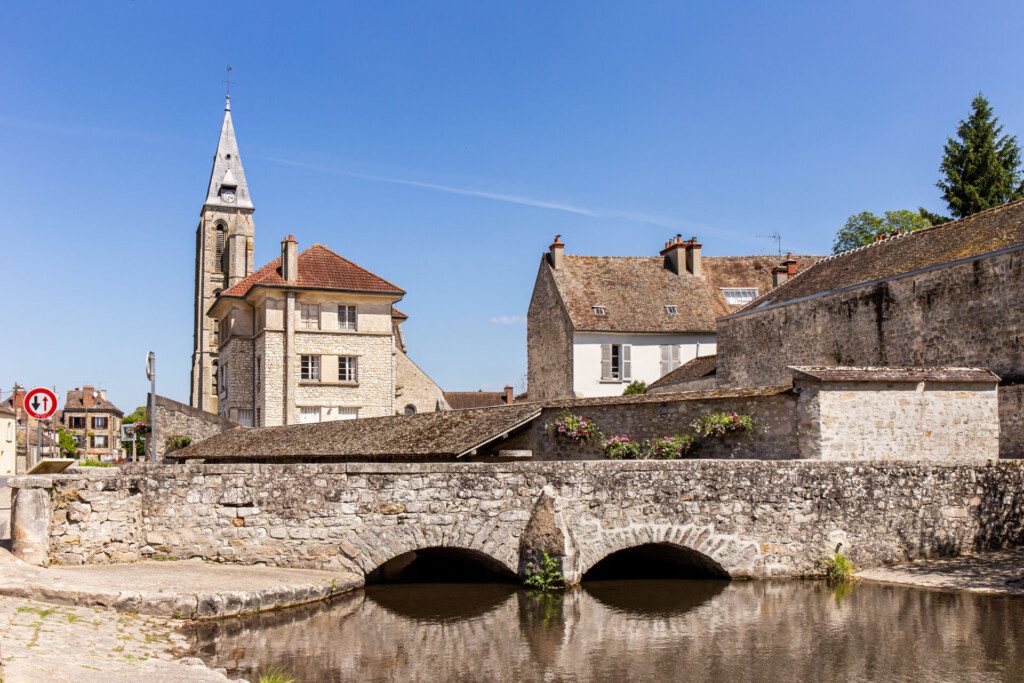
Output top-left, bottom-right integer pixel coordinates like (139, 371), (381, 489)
(336, 407), (359, 420)
(338, 305), (357, 330)
(600, 344), (631, 381)
(660, 345), (682, 375)
(300, 355), (320, 381)
(236, 409), (254, 427)
(299, 406), (322, 423)
(300, 302), (320, 329)
(338, 356), (358, 382)
(91, 434), (108, 448)
(92, 417), (108, 429)
(592, 305), (607, 316)
(68, 416), (85, 429)
(721, 288), (759, 305)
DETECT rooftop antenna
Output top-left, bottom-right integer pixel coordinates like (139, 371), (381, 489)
(757, 231), (782, 256)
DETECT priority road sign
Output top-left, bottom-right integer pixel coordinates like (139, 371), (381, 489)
(24, 387), (58, 420)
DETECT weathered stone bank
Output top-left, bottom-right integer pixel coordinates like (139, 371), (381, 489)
(11, 460), (1024, 583)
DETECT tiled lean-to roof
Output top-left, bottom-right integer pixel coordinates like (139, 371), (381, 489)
(443, 391), (510, 410)
(170, 404), (542, 461)
(789, 366), (1000, 383)
(648, 354), (718, 390)
(733, 199), (1024, 315)
(219, 244), (404, 300)
(550, 254), (821, 333)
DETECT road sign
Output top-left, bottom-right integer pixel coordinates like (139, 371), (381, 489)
(24, 387), (58, 420)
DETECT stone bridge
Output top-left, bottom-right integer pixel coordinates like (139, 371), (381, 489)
(10, 460), (1024, 582)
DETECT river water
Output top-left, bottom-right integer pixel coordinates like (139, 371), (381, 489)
(191, 579), (1024, 682)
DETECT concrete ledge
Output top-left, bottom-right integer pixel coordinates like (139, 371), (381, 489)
(0, 549), (362, 620)
(857, 546), (1024, 596)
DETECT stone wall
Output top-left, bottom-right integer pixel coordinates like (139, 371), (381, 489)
(12, 460), (1024, 583)
(796, 381), (1000, 462)
(716, 249), (1024, 456)
(394, 348), (447, 414)
(504, 389), (798, 460)
(153, 395), (238, 461)
(527, 260), (574, 401)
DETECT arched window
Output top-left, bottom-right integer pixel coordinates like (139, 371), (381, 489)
(214, 223), (227, 272)
(403, 404), (417, 416)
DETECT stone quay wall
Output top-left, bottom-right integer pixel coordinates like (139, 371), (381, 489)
(716, 249), (1024, 456)
(152, 395), (238, 461)
(10, 460), (1024, 584)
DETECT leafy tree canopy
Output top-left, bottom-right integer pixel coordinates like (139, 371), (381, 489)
(832, 210), (932, 254)
(622, 380), (648, 396)
(937, 93), (1024, 218)
(57, 427), (78, 457)
(122, 406), (146, 424)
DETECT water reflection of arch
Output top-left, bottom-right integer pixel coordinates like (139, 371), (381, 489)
(569, 523), (761, 583)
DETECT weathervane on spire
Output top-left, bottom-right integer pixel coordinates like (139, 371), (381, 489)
(222, 66), (234, 109)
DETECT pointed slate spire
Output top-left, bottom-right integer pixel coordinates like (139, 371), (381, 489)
(204, 95), (254, 210)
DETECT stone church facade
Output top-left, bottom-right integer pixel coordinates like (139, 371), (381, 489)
(189, 98), (444, 424)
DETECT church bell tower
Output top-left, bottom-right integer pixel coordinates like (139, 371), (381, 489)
(189, 95), (255, 411)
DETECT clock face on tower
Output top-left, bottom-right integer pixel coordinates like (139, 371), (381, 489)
(220, 188), (236, 203)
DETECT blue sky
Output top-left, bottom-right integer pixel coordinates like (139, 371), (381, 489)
(2, 1), (1023, 411)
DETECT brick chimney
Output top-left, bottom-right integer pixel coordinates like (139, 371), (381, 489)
(503, 385), (514, 404)
(685, 236), (702, 277)
(12, 385), (25, 416)
(660, 234), (687, 275)
(772, 253), (799, 288)
(82, 385), (96, 408)
(281, 235), (299, 283)
(548, 235), (565, 270)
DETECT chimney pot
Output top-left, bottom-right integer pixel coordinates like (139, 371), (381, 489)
(503, 385), (514, 404)
(548, 235), (565, 270)
(282, 236), (299, 282)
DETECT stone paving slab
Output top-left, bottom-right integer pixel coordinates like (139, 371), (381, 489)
(0, 548), (363, 620)
(0, 596), (234, 682)
(857, 546), (1024, 596)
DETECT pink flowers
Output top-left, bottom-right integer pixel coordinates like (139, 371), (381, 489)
(546, 411), (599, 443)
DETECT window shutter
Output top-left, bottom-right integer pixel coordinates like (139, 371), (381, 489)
(352, 356), (359, 382)
(660, 345), (671, 376)
(622, 345), (632, 380)
(601, 344), (612, 380)
(672, 345), (681, 369)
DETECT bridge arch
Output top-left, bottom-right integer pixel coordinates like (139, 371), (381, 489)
(367, 546), (517, 584)
(345, 524), (521, 579)
(569, 523), (761, 583)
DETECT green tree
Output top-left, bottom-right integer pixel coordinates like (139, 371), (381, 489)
(917, 207), (950, 226)
(832, 210), (932, 254)
(57, 427), (78, 457)
(622, 380), (647, 396)
(937, 93), (1024, 218)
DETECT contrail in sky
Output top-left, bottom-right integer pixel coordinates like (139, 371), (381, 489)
(256, 154), (752, 240)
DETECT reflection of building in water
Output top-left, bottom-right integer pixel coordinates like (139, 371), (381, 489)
(192, 582), (1024, 682)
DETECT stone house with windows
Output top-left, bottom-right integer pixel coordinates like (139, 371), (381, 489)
(526, 234), (820, 400)
(61, 386), (123, 460)
(715, 198), (1024, 457)
(211, 235), (441, 426)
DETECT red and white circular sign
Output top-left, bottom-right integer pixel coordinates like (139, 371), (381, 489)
(24, 387), (58, 420)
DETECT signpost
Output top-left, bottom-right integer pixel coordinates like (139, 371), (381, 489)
(146, 352), (157, 463)
(23, 387), (58, 469)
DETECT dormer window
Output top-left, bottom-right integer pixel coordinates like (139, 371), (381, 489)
(592, 305), (607, 317)
(722, 287), (758, 305)
(665, 305), (678, 315)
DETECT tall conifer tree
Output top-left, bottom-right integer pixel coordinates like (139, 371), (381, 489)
(937, 94), (1024, 218)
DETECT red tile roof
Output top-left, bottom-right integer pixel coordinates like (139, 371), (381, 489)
(391, 307), (409, 320)
(219, 244), (404, 300)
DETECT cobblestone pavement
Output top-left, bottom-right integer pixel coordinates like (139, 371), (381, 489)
(0, 596), (234, 682)
(857, 546), (1024, 596)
